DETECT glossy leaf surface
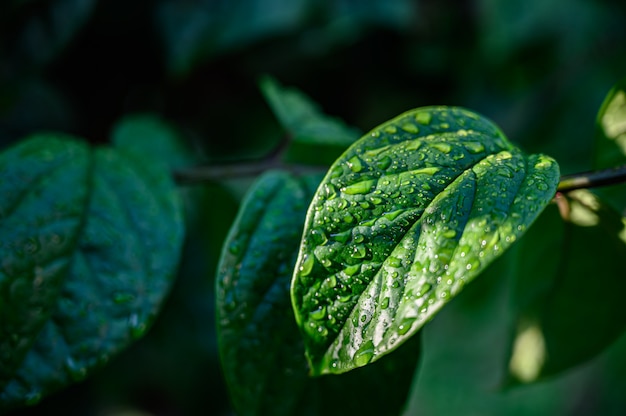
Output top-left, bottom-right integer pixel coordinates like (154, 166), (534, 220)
(217, 171), (419, 415)
(291, 106), (560, 375)
(0, 137), (184, 409)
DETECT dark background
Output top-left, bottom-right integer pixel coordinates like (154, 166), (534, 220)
(2, 0), (626, 415)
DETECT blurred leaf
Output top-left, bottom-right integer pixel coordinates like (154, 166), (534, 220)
(0, 137), (90, 391)
(594, 77), (626, 169)
(216, 170), (419, 416)
(328, 0), (415, 30)
(291, 106), (559, 375)
(478, 0), (608, 64)
(10, 0), (97, 66)
(156, 0), (309, 77)
(508, 192), (626, 381)
(111, 114), (197, 171)
(0, 136), (184, 410)
(404, 246), (589, 416)
(110, 113), (208, 227)
(260, 76), (361, 150)
(593, 77), (626, 213)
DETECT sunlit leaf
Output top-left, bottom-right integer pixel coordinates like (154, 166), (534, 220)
(291, 106), (559, 375)
(0, 136), (184, 409)
(593, 77), (626, 214)
(216, 171), (419, 415)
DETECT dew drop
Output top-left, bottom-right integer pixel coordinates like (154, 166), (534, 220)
(377, 156), (392, 170)
(343, 179), (377, 195)
(465, 142), (485, 154)
(228, 240), (241, 255)
(387, 256), (402, 268)
(380, 297), (390, 309)
(347, 156), (363, 172)
(432, 143), (452, 153)
(129, 313), (147, 339)
(401, 123), (419, 134)
(310, 306), (327, 320)
(354, 340), (375, 366)
(397, 318), (416, 335)
(442, 229), (457, 239)
(384, 125), (398, 134)
(351, 244), (367, 259)
(417, 283), (432, 296)
(415, 112), (432, 125)
(324, 183), (337, 199)
(299, 255), (315, 276)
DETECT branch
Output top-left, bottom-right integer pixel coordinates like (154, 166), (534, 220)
(557, 164), (626, 193)
(173, 133), (326, 183)
(173, 160), (327, 184)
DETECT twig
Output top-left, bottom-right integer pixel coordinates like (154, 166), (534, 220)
(557, 164), (626, 193)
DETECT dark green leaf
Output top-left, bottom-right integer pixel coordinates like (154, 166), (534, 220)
(0, 137), (90, 390)
(156, 0), (309, 77)
(111, 114), (197, 171)
(508, 192), (626, 381)
(291, 106), (560, 375)
(405, 246), (587, 415)
(0, 136), (184, 409)
(216, 171), (419, 416)
(260, 76), (361, 148)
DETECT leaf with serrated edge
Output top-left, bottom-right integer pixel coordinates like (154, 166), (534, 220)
(291, 106), (560, 375)
(0, 138), (184, 409)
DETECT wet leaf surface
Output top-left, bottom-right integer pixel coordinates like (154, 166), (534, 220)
(291, 106), (560, 375)
(217, 171), (419, 415)
(0, 137), (184, 409)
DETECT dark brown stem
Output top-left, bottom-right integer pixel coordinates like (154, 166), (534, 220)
(557, 164), (626, 193)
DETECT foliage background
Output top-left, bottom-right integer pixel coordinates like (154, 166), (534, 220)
(1, 0), (626, 414)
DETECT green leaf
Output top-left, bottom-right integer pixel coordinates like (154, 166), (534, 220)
(593, 77), (626, 213)
(508, 192), (626, 381)
(111, 114), (197, 171)
(291, 106), (560, 375)
(260, 76), (361, 148)
(405, 246), (587, 416)
(0, 136), (184, 409)
(156, 0), (309, 77)
(216, 171), (419, 416)
(0, 137), (90, 390)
